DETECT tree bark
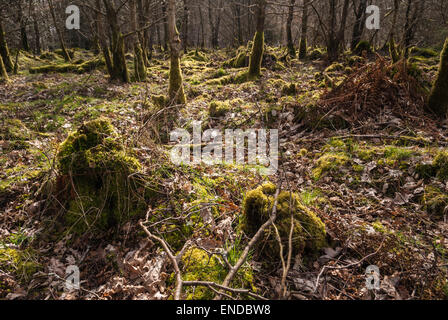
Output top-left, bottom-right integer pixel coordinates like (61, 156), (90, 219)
(286, 0), (296, 57)
(248, 0), (267, 78)
(351, 0), (368, 50)
(103, 0), (130, 82)
(168, 0), (186, 104)
(0, 12), (13, 72)
(298, 0), (309, 59)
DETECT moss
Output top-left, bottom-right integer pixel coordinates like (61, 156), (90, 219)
(308, 48), (325, 60)
(39, 51), (57, 60)
(241, 183), (326, 260)
(211, 68), (227, 79)
(312, 152), (349, 180)
(181, 247), (254, 300)
(433, 150), (448, 180)
(410, 47), (439, 58)
(152, 95), (168, 108)
(209, 101), (231, 118)
(423, 186), (448, 218)
(133, 43), (147, 82)
(384, 146), (414, 161)
(168, 54), (186, 105)
(281, 83), (297, 96)
(247, 31), (264, 78)
(0, 119), (31, 141)
(0, 248), (40, 281)
(56, 118), (145, 234)
(223, 48), (248, 69)
(55, 48), (75, 60)
(187, 49), (208, 62)
(427, 38), (448, 118)
(325, 62), (344, 73)
(29, 58), (105, 74)
(353, 40), (373, 55)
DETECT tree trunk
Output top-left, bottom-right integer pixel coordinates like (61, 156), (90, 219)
(168, 0), (186, 104)
(286, 0), (296, 57)
(351, 0), (367, 51)
(248, 0), (267, 78)
(130, 0), (147, 82)
(103, 0), (130, 83)
(0, 54), (9, 82)
(388, 0), (400, 63)
(0, 15), (13, 72)
(32, 0), (41, 55)
(162, 1), (169, 51)
(298, 0), (309, 59)
(47, 0), (71, 61)
(182, 0), (189, 51)
(427, 38), (448, 118)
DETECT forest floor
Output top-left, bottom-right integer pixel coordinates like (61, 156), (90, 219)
(0, 46), (447, 300)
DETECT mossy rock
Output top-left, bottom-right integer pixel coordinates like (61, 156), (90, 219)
(181, 247), (254, 300)
(56, 118), (146, 234)
(241, 183), (326, 260)
(423, 186), (448, 218)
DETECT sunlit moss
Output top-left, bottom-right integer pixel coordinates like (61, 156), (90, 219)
(241, 183), (326, 260)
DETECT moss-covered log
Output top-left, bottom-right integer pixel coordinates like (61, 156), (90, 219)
(427, 38), (448, 118)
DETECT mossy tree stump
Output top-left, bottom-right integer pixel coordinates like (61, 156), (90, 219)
(241, 183), (327, 260)
(56, 118), (145, 234)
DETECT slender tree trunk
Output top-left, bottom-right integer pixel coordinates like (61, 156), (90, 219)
(198, 5), (205, 48)
(0, 14), (13, 72)
(388, 0), (400, 62)
(351, 0), (367, 50)
(130, 0), (147, 81)
(168, 0), (186, 104)
(33, 7), (41, 55)
(47, 0), (71, 61)
(162, 1), (169, 51)
(286, 0), (296, 57)
(298, 0), (309, 59)
(247, 0), (267, 78)
(182, 0), (189, 51)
